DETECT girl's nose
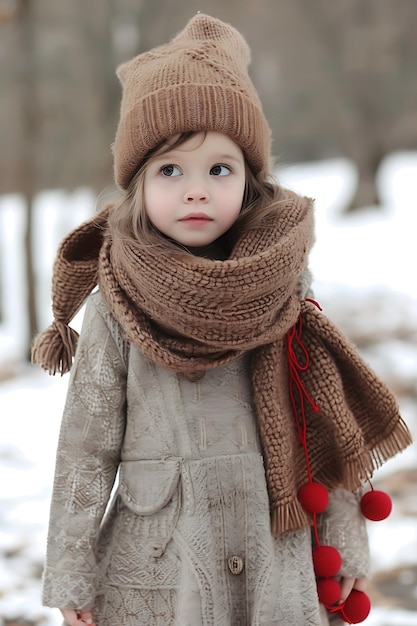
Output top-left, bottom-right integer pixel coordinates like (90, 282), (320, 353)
(183, 186), (209, 203)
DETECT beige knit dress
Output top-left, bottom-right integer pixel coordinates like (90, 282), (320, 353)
(42, 293), (369, 626)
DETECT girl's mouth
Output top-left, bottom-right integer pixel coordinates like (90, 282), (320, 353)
(180, 213), (213, 225)
(180, 212), (212, 221)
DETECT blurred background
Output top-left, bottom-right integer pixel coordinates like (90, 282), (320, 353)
(0, 1), (416, 624)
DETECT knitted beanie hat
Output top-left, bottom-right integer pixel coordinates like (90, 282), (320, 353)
(113, 13), (272, 189)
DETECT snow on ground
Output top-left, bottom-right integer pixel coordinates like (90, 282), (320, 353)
(0, 152), (416, 625)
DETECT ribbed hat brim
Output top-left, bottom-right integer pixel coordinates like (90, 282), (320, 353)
(114, 83), (271, 189)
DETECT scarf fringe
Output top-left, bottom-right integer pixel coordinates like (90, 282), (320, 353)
(270, 499), (310, 535)
(316, 418), (412, 493)
(271, 419), (412, 536)
(368, 419), (413, 470)
(31, 320), (79, 376)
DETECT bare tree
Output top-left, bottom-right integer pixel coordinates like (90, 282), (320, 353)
(15, 0), (39, 356)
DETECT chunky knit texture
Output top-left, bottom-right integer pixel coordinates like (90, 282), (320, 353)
(32, 188), (412, 534)
(113, 13), (271, 189)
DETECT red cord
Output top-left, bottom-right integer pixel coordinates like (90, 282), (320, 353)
(291, 301), (374, 623)
(305, 298), (323, 311)
(287, 314), (320, 444)
(287, 309), (321, 543)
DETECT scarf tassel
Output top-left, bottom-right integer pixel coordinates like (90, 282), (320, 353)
(334, 421), (414, 490)
(270, 499), (310, 535)
(31, 320), (79, 376)
(368, 420), (413, 470)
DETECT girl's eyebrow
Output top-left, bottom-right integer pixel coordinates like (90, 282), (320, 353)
(151, 152), (243, 164)
(215, 153), (243, 164)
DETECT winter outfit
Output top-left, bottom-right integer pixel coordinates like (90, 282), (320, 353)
(33, 12), (411, 626)
(42, 293), (370, 625)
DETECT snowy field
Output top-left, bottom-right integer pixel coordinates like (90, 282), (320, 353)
(0, 153), (416, 625)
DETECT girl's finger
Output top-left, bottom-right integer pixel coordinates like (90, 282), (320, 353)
(339, 577), (355, 603)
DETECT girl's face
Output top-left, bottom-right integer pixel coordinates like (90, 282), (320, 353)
(143, 132), (246, 255)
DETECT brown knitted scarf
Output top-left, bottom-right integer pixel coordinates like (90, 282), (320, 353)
(32, 189), (412, 534)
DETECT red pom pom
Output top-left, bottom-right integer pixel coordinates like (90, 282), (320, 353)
(340, 590), (371, 623)
(317, 578), (341, 606)
(360, 490), (392, 521)
(298, 482), (329, 514)
(312, 546), (342, 577)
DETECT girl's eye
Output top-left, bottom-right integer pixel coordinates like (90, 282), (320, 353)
(160, 165), (181, 177)
(210, 164), (231, 176)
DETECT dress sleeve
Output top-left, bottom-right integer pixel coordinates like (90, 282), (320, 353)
(316, 488), (370, 580)
(42, 294), (128, 609)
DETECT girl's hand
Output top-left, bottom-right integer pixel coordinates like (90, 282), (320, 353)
(339, 577), (368, 604)
(60, 609), (96, 626)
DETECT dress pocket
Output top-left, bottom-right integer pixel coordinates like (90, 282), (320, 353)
(118, 458), (181, 515)
(103, 459), (182, 586)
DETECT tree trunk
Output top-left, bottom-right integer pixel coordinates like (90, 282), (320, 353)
(348, 150), (382, 211)
(24, 194), (37, 359)
(17, 0), (39, 359)
(349, 170), (380, 211)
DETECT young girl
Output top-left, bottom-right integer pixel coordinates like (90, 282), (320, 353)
(33, 13), (411, 626)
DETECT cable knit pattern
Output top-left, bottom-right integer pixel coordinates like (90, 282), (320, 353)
(43, 293), (370, 624)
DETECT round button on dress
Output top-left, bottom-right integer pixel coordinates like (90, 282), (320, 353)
(228, 555), (244, 575)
